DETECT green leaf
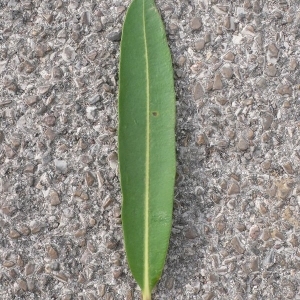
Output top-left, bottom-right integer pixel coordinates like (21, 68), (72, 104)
(118, 0), (175, 299)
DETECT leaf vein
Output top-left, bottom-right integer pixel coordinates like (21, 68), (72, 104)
(143, 0), (150, 297)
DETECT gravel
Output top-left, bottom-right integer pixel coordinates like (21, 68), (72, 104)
(0, 0), (300, 299)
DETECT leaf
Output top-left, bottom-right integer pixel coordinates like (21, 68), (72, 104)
(118, 0), (176, 299)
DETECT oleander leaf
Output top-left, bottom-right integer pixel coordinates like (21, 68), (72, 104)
(118, 0), (176, 299)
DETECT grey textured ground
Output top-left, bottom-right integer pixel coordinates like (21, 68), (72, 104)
(0, 0), (300, 299)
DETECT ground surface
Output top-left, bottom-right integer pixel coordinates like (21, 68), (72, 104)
(0, 0), (300, 299)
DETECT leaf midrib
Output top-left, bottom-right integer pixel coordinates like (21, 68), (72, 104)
(142, 0), (150, 297)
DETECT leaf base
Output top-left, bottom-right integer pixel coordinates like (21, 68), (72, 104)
(142, 291), (151, 300)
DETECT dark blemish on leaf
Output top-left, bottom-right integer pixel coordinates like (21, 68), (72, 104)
(152, 111), (158, 117)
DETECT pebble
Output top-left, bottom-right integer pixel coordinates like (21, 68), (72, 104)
(289, 57), (298, 71)
(236, 223), (246, 232)
(113, 207), (121, 218)
(193, 82), (205, 100)
(87, 51), (98, 61)
(108, 151), (118, 162)
(185, 226), (198, 239)
(80, 249), (92, 265)
(87, 292), (97, 300)
(287, 234), (298, 247)
(81, 11), (91, 25)
(19, 225), (31, 236)
(231, 236), (245, 254)
(268, 43), (279, 58)
(44, 14), (54, 24)
(227, 199), (236, 209)
(73, 188), (89, 201)
(256, 201), (268, 214)
(105, 292), (115, 300)
(283, 100), (291, 108)
(25, 95), (39, 106)
(87, 241), (97, 253)
(196, 133), (208, 145)
(4, 145), (16, 159)
(272, 229), (284, 240)
(74, 228), (87, 238)
(126, 290), (133, 300)
(78, 139), (88, 150)
(177, 56), (186, 66)
(35, 44), (50, 58)
(47, 246), (58, 259)
(265, 65), (277, 77)
(97, 284), (106, 297)
(223, 51), (235, 61)
(9, 229), (21, 239)
(44, 115), (56, 127)
(227, 182), (240, 195)
(49, 190), (61, 206)
(3, 260), (15, 268)
(62, 294), (72, 300)
(37, 105), (47, 115)
(282, 161), (294, 174)
(262, 113), (273, 130)
(249, 225), (260, 240)
(106, 31), (122, 42)
(29, 220), (43, 234)
(221, 64), (233, 79)
(88, 94), (101, 104)
(113, 267), (123, 278)
(52, 66), (64, 79)
(103, 196), (113, 209)
(8, 269), (17, 279)
(208, 273), (218, 282)
(44, 128), (56, 142)
(216, 222), (226, 233)
(213, 73), (223, 90)
(105, 236), (118, 250)
(261, 132), (270, 143)
(203, 292), (215, 300)
(80, 155), (94, 164)
(54, 272), (69, 283)
(17, 255), (24, 267)
(86, 106), (97, 120)
(17, 278), (28, 291)
(253, 1), (261, 13)
(10, 136), (21, 149)
(195, 39), (205, 51)
(38, 85), (52, 95)
(256, 77), (267, 89)
(62, 46), (76, 61)
(261, 160), (271, 170)
(88, 217), (96, 227)
(19, 60), (35, 74)
(249, 257), (259, 272)
(24, 262), (35, 276)
(78, 273), (86, 283)
(246, 128), (254, 139)
(54, 159), (68, 174)
(277, 84), (292, 96)
(276, 179), (293, 199)
(85, 171), (95, 186)
(213, 5), (228, 14)
(237, 138), (249, 151)
(190, 17), (202, 30)
(27, 279), (35, 292)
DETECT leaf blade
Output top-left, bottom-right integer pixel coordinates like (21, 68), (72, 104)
(118, 0), (175, 297)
